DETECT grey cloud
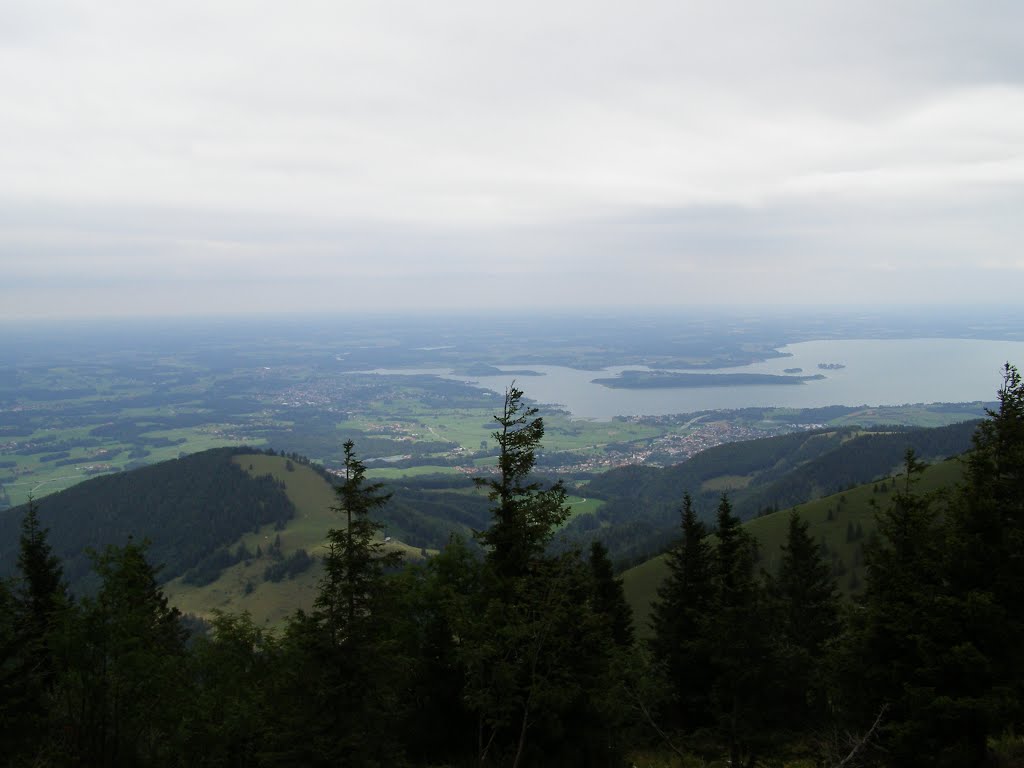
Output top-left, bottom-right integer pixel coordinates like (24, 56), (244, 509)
(1, 1), (1022, 317)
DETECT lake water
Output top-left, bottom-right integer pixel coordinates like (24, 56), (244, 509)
(365, 338), (1024, 420)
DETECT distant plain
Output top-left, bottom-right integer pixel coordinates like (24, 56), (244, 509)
(1, 310), (1018, 508)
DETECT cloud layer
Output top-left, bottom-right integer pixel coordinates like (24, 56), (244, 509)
(2, 0), (1022, 316)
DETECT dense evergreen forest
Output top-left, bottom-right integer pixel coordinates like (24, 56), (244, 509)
(1, 366), (1023, 767)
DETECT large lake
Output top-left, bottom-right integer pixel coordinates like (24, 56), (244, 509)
(367, 338), (1024, 420)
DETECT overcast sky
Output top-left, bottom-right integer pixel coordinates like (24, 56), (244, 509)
(1, 0), (1022, 318)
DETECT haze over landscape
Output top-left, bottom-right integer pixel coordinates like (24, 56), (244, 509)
(8, 5), (1024, 765)
(2, 1), (1023, 317)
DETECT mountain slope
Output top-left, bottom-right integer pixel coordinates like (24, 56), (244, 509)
(0, 447), (296, 590)
(0, 445), (494, 624)
(622, 456), (966, 634)
(569, 420), (978, 563)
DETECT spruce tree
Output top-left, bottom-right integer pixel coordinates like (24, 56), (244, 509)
(316, 439), (401, 641)
(771, 509), (839, 725)
(475, 384), (570, 581)
(1, 498), (69, 762)
(936, 362), (1024, 764)
(281, 439), (405, 767)
(588, 540), (634, 649)
(840, 449), (948, 767)
(16, 497), (67, 644)
(706, 494), (776, 768)
(648, 492), (715, 731)
(467, 386), (615, 767)
(951, 363), (1024, 630)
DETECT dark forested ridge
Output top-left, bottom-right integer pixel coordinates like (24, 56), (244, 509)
(0, 448), (296, 589)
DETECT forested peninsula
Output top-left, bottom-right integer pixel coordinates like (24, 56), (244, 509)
(593, 370), (826, 388)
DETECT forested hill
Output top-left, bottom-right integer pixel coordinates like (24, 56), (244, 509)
(0, 447), (495, 597)
(568, 419), (979, 563)
(0, 448), (296, 589)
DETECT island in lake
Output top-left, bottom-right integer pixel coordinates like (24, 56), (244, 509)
(454, 364), (544, 377)
(592, 371), (827, 389)
(783, 367), (803, 374)
(817, 362), (846, 370)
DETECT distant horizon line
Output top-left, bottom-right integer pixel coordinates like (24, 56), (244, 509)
(2, 303), (1021, 325)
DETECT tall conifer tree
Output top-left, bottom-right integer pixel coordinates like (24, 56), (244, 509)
(467, 386), (617, 767)
(1, 498), (69, 762)
(649, 492), (715, 730)
(475, 384), (570, 581)
(771, 509), (839, 725)
(840, 450), (948, 767)
(707, 494), (775, 768)
(316, 439), (401, 641)
(281, 439), (405, 767)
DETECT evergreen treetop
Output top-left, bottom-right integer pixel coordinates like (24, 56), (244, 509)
(316, 439), (401, 642)
(475, 385), (570, 581)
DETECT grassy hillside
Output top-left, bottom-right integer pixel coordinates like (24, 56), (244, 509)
(163, 453), (431, 627)
(1, 447), (458, 627)
(622, 456), (966, 635)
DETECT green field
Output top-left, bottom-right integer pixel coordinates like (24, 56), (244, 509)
(366, 465), (461, 479)
(2, 426), (253, 508)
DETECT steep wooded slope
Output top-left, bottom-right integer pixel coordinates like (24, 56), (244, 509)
(567, 420), (978, 563)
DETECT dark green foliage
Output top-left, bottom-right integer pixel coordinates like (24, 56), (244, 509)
(0, 499), (70, 764)
(928, 363), (1024, 766)
(15, 497), (68, 660)
(950, 363), (1024, 619)
(706, 495), (779, 767)
(463, 386), (629, 767)
(180, 611), (276, 768)
(648, 493), (715, 731)
(0, 448), (296, 589)
(183, 542), (256, 586)
(589, 541), (634, 648)
(475, 385), (571, 581)
(389, 535), (481, 764)
(649, 494), (801, 766)
(834, 438), (1024, 767)
(54, 540), (188, 767)
(317, 440), (402, 636)
(836, 449), (953, 766)
(775, 509), (839, 652)
(262, 548), (314, 583)
(769, 509), (840, 726)
(467, 552), (627, 768)
(383, 484), (491, 550)
(266, 440), (406, 767)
